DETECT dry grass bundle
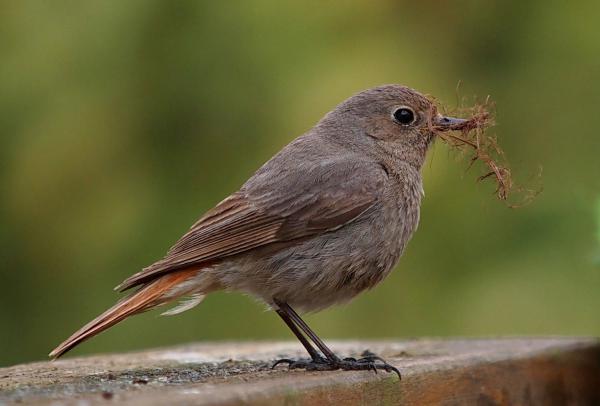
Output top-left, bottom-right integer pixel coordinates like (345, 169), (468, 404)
(432, 97), (541, 208)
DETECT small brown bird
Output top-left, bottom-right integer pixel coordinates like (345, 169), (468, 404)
(50, 85), (465, 377)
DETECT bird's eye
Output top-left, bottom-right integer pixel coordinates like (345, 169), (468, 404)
(392, 107), (416, 125)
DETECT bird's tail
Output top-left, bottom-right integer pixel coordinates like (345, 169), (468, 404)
(49, 269), (200, 359)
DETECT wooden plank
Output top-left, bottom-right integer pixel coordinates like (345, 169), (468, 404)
(1, 338), (599, 405)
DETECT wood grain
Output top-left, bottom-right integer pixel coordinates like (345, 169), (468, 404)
(2, 338), (599, 405)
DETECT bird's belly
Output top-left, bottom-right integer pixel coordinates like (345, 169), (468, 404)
(215, 213), (411, 312)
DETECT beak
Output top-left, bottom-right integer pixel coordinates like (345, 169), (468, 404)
(434, 115), (468, 131)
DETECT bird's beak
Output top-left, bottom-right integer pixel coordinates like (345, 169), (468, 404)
(433, 114), (468, 131)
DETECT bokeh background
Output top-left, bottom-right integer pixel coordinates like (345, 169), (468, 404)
(1, 1), (599, 367)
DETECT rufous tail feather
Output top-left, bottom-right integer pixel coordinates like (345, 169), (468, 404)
(49, 269), (197, 359)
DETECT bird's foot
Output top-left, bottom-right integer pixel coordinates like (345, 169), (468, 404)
(272, 352), (401, 379)
(272, 356), (336, 371)
(340, 354), (401, 379)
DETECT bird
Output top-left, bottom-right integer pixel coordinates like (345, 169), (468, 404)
(50, 84), (466, 377)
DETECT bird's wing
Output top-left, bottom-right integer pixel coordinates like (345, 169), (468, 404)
(116, 161), (386, 291)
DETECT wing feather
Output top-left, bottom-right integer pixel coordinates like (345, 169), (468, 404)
(116, 160), (386, 291)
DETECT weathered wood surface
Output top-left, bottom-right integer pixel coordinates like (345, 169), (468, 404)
(1, 338), (599, 405)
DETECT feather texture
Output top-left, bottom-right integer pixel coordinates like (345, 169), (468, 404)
(161, 294), (205, 316)
(116, 159), (385, 292)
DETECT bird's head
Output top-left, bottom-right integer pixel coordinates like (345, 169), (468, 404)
(319, 84), (465, 169)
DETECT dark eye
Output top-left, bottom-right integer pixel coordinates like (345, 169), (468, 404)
(392, 107), (415, 125)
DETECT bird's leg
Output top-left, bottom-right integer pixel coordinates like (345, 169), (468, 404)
(277, 301), (340, 362)
(271, 300), (401, 379)
(271, 307), (325, 368)
(271, 300), (336, 371)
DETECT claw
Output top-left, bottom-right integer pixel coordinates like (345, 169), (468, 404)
(384, 365), (401, 380)
(357, 355), (387, 364)
(271, 358), (294, 369)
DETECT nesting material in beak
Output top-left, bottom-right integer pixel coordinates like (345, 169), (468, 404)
(432, 98), (541, 207)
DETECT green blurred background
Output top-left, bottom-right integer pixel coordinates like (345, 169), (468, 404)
(1, 1), (599, 367)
